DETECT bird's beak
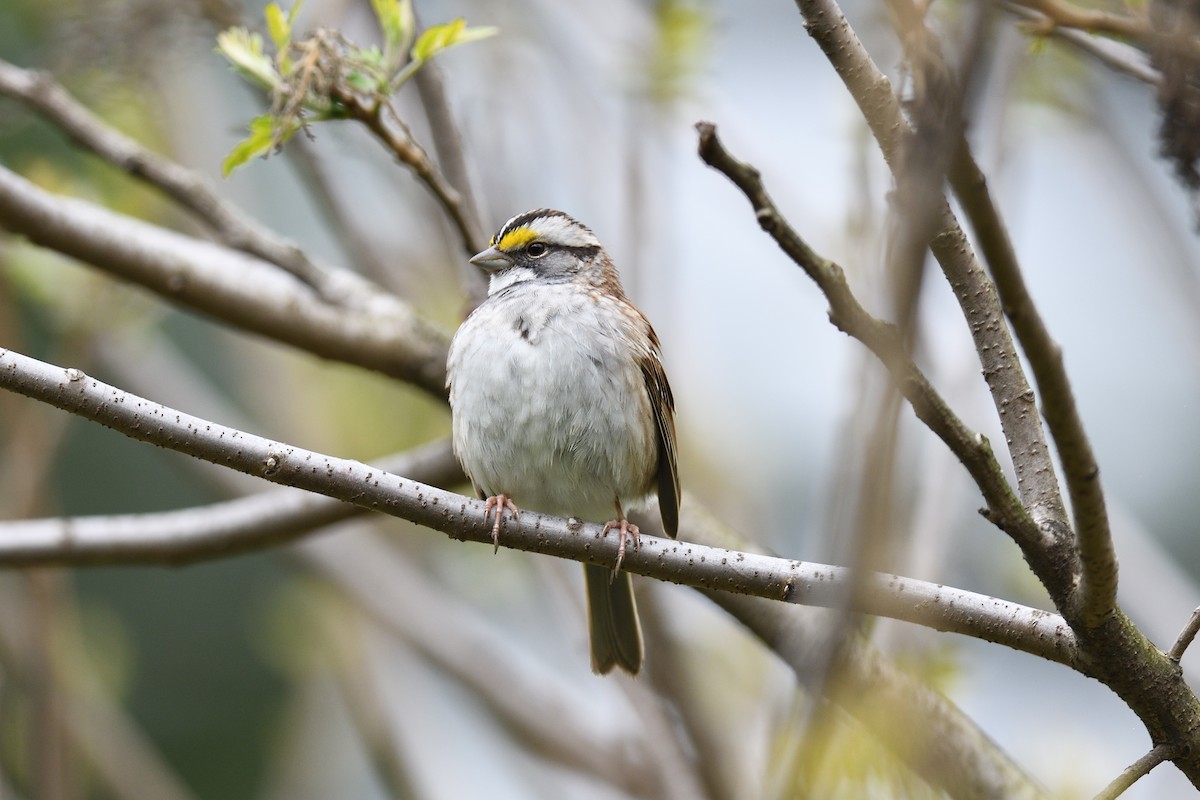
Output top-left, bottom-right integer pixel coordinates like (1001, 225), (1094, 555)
(469, 247), (515, 272)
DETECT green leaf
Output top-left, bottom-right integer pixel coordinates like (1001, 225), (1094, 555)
(346, 70), (376, 93)
(359, 45), (385, 67)
(410, 18), (498, 64)
(264, 3), (291, 53)
(216, 28), (279, 90)
(265, 2), (297, 74)
(370, 0), (415, 68)
(222, 115), (278, 176)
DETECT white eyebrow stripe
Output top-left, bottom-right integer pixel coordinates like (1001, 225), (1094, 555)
(526, 214), (600, 248)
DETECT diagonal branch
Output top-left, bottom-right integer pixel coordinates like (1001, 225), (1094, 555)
(793, 0), (1073, 557)
(1001, 3), (1161, 86)
(1004, 0), (1150, 38)
(0, 59), (372, 306)
(1093, 743), (1179, 800)
(0, 164), (451, 399)
(695, 123), (1040, 554)
(780, 0), (1200, 785)
(331, 88), (485, 257)
(948, 143), (1117, 626)
(0, 346), (1077, 666)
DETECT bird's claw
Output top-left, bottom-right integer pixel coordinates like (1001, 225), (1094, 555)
(602, 518), (640, 579)
(483, 495), (519, 554)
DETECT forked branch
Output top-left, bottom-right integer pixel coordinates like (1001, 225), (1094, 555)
(948, 142), (1117, 626)
(695, 123), (1039, 553)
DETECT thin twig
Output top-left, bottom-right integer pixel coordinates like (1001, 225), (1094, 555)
(800, 6), (1001, 766)
(694, 123), (1039, 553)
(1169, 607), (1200, 663)
(331, 88), (485, 257)
(306, 528), (691, 797)
(1093, 743), (1178, 800)
(1001, 3), (1161, 86)
(0, 164), (452, 399)
(408, 15), (487, 304)
(749, 3), (1200, 781)
(0, 347), (1080, 667)
(0, 59), (371, 306)
(1006, 0), (1150, 38)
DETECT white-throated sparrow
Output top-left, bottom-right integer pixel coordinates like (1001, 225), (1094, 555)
(446, 208), (680, 675)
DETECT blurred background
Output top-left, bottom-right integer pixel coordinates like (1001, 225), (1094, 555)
(3, 0), (1200, 797)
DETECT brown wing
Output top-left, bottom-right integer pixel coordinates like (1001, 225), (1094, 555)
(639, 330), (679, 539)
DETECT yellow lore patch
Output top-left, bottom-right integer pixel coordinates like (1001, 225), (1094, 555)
(496, 227), (538, 251)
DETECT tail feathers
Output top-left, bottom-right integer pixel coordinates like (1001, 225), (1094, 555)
(584, 564), (643, 675)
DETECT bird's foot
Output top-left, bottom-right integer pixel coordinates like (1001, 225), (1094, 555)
(602, 517), (640, 577)
(483, 494), (519, 554)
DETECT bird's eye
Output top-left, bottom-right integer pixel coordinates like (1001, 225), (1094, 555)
(527, 242), (548, 257)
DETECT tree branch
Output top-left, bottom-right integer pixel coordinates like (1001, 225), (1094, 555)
(792, 0), (1073, 561)
(0, 441), (460, 565)
(777, 0), (1200, 785)
(1169, 607), (1200, 663)
(0, 346), (1077, 666)
(0, 59), (376, 305)
(948, 142), (1117, 627)
(1004, 0), (1150, 38)
(1093, 743), (1178, 800)
(0, 164), (451, 400)
(330, 88), (485, 258)
(1001, 4), (1161, 86)
(695, 123), (1038, 551)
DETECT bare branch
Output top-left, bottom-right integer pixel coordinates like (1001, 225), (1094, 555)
(0, 164), (451, 399)
(695, 123), (1039, 552)
(0, 59), (372, 305)
(1005, 0), (1150, 38)
(407, 17), (487, 304)
(0, 441), (460, 565)
(792, 0), (1072, 552)
(1093, 744), (1178, 800)
(948, 140), (1117, 627)
(284, 137), (396, 287)
(733, 3), (1200, 782)
(1169, 607), (1200, 663)
(0, 347), (1077, 666)
(411, 61), (481, 241)
(330, 88), (485, 258)
(1001, 3), (1161, 85)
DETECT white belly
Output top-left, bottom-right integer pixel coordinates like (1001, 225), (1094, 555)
(447, 287), (655, 523)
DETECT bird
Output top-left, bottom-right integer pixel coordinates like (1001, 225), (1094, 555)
(446, 208), (679, 675)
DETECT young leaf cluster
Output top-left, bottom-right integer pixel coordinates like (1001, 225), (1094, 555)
(215, 0), (496, 176)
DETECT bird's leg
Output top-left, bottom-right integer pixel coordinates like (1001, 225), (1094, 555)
(602, 497), (640, 577)
(482, 494), (519, 554)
